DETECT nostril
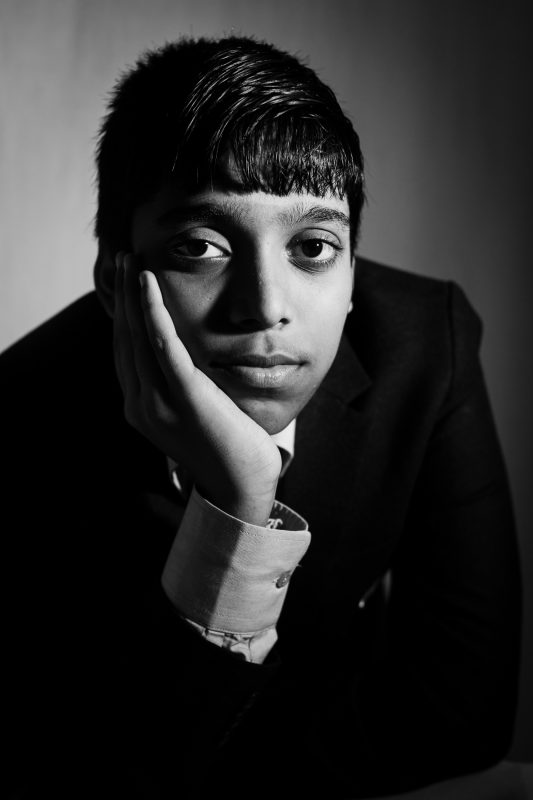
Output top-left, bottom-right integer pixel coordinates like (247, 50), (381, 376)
(235, 315), (289, 332)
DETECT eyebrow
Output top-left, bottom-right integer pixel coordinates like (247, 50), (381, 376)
(276, 204), (351, 229)
(156, 201), (350, 230)
(157, 203), (246, 228)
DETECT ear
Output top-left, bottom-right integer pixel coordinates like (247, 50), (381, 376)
(93, 244), (116, 318)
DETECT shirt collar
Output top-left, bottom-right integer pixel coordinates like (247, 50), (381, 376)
(271, 418), (295, 477)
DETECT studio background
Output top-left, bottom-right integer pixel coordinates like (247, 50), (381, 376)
(1, 0), (531, 759)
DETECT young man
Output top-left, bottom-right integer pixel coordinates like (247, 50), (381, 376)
(4, 36), (521, 798)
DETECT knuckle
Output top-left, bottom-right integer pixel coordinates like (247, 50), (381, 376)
(153, 334), (167, 353)
(159, 405), (176, 428)
(140, 293), (154, 312)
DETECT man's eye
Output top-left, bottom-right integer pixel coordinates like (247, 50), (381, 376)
(171, 240), (227, 258)
(292, 238), (339, 262)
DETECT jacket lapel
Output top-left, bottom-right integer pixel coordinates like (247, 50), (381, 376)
(276, 333), (378, 642)
(280, 332), (371, 557)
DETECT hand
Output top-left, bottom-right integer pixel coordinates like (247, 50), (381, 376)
(113, 253), (282, 526)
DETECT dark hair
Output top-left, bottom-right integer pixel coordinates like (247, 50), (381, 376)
(95, 35), (365, 255)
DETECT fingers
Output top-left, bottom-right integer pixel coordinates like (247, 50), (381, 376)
(114, 252), (195, 445)
(122, 254), (162, 396)
(138, 269), (196, 393)
(115, 251), (169, 433)
(113, 251), (140, 400)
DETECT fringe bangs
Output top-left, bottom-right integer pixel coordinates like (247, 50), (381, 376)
(173, 114), (363, 201)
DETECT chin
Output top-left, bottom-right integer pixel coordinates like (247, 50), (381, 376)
(233, 396), (298, 435)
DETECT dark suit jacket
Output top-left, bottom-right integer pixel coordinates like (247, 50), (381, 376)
(3, 259), (521, 798)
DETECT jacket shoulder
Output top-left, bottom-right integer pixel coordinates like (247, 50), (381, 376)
(349, 258), (482, 372)
(0, 292), (109, 377)
(353, 257), (481, 325)
(0, 292), (115, 430)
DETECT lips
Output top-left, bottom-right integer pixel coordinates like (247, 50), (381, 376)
(213, 353), (301, 368)
(211, 352), (304, 390)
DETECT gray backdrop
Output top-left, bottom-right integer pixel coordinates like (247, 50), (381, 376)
(1, 0), (531, 759)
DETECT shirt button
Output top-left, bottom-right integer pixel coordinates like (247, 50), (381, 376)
(275, 571), (292, 588)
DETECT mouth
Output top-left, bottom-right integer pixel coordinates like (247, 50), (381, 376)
(211, 353), (304, 390)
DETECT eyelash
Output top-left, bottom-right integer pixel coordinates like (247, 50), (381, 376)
(290, 237), (342, 271)
(168, 236), (343, 271)
(169, 240), (228, 259)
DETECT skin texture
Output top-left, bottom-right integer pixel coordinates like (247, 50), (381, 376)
(110, 185), (354, 525)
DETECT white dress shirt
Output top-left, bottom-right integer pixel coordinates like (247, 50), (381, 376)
(161, 420), (311, 663)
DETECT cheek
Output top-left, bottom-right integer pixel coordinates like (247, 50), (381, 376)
(304, 279), (352, 353)
(157, 273), (212, 342)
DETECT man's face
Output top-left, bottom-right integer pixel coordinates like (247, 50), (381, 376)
(130, 181), (354, 435)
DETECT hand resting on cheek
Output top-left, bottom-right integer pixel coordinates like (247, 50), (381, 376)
(113, 251), (282, 527)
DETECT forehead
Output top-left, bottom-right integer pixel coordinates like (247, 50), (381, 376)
(136, 182), (351, 232)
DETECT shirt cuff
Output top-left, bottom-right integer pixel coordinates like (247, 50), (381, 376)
(161, 487), (311, 633)
(185, 620), (278, 664)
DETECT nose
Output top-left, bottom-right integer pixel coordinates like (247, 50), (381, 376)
(226, 245), (292, 331)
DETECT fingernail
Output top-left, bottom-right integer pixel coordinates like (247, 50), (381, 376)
(115, 251), (123, 270)
(139, 271), (147, 289)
